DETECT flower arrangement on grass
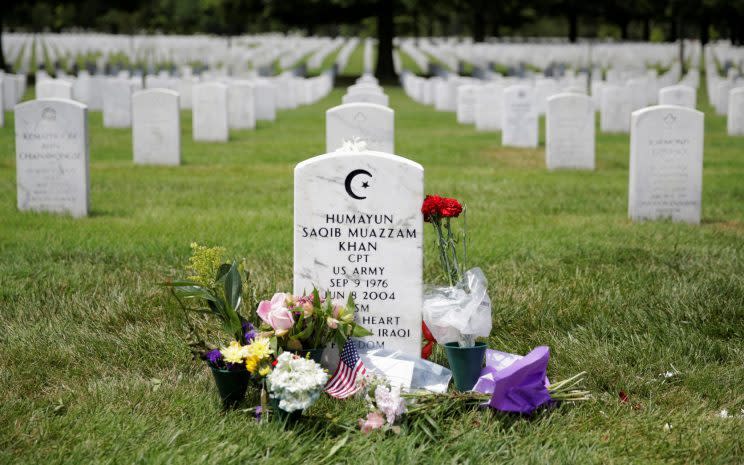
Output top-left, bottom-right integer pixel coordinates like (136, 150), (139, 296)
(267, 351), (328, 413)
(256, 290), (372, 354)
(421, 194), (492, 391)
(164, 244), (370, 408)
(165, 243), (254, 352)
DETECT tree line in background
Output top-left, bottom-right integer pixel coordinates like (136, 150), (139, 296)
(3, 0), (744, 79)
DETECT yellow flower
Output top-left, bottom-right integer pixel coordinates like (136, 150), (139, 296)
(246, 337), (272, 361)
(220, 341), (245, 364)
(258, 365), (271, 377)
(245, 355), (259, 373)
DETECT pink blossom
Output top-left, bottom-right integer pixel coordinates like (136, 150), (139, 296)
(358, 411), (385, 434)
(326, 317), (339, 329)
(374, 385), (406, 425)
(257, 293), (295, 336)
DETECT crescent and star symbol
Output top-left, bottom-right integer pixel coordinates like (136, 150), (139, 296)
(344, 169), (372, 200)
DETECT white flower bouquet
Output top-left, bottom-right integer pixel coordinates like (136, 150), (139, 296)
(267, 352), (329, 413)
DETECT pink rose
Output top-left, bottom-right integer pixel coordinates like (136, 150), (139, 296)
(358, 411), (385, 434)
(257, 293), (295, 336)
(326, 317), (339, 329)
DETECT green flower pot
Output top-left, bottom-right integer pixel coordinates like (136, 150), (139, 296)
(444, 341), (487, 392)
(210, 366), (250, 408)
(290, 348), (324, 364)
(269, 397), (302, 423)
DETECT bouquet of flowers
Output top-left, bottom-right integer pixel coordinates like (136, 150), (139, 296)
(421, 195), (492, 349)
(267, 351), (329, 413)
(256, 290), (372, 353)
(164, 243), (255, 356)
(164, 244), (280, 407)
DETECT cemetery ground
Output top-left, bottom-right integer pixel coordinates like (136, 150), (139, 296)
(1, 83), (742, 464)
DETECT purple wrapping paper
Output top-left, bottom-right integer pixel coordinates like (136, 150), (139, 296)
(473, 346), (552, 414)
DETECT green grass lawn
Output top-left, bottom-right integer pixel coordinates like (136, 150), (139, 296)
(1, 82), (742, 464)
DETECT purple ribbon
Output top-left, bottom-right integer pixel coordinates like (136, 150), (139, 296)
(473, 346), (552, 415)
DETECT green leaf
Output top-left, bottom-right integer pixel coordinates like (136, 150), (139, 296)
(222, 262), (243, 312)
(174, 286), (219, 302)
(325, 435), (348, 460)
(295, 318), (314, 340)
(269, 336), (278, 355)
(215, 263), (232, 282)
(333, 332), (346, 351)
(312, 288), (321, 308)
(351, 325), (372, 337)
(163, 280), (202, 287)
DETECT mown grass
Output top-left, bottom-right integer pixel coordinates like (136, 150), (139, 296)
(0, 80), (742, 465)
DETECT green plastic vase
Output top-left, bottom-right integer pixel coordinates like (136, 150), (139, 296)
(444, 341), (487, 391)
(210, 366), (250, 408)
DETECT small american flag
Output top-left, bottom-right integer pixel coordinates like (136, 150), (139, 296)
(325, 339), (366, 399)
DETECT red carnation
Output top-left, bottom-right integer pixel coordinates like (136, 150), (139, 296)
(440, 198), (463, 218)
(421, 322), (436, 360)
(421, 195), (443, 222)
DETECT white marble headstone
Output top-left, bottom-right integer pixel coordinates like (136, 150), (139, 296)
(227, 80), (256, 130)
(727, 87), (744, 136)
(253, 80), (277, 122)
(546, 93), (595, 170)
(87, 75), (105, 111)
(192, 82), (228, 142)
(3, 75), (19, 110)
(600, 85), (632, 133)
(456, 85), (478, 124)
(132, 89), (180, 165)
(36, 79), (72, 100)
(294, 150), (423, 356)
(103, 80), (133, 128)
(326, 103), (394, 153)
(474, 83), (503, 131)
(629, 105), (704, 224)
(15, 99), (89, 217)
(177, 78), (196, 109)
(502, 85), (538, 148)
(659, 85), (696, 109)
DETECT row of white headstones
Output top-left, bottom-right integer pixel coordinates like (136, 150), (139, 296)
(329, 70), (712, 226)
(13, 72), (334, 218)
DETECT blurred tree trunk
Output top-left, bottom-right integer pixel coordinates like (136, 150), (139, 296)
(699, 13), (709, 45)
(472, 0), (485, 42)
(0, 14), (5, 72)
(642, 18), (650, 41)
(568, 10), (578, 43)
(375, 0), (396, 81)
(619, 20), (629, 40)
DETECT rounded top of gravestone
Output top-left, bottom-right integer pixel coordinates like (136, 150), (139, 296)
(15, 98), (87, 112)
(631, 104), (704, 121)
(296, 150), (422, 172)
(547, 92), (592, 104)
(132, 88), (179, 99)
(326, 102), (394, 116)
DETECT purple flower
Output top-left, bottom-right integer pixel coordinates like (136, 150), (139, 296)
(243, 322), (258, 344)
(254, 405), (262, 421)
(206, 349), (223, 368)
(474, 346), (552, 415)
